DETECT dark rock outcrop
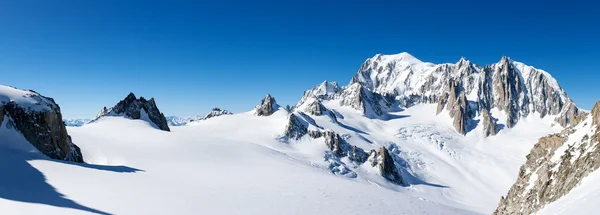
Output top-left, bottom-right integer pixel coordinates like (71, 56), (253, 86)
(201, 108), (233, 120)
(377, 147), (403, 185)
(90, 93), (170, 131)
(304, 100), (327, 116)
(437, 79), (471, 135)
(0, 88), (83, 162)
(283, 114), (308, 140)
(340, 83), (392, 117)
(255, 94), (278, 116)
(482, 109), (499, 137)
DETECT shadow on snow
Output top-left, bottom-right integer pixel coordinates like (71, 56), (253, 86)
(0, 150), (143, 215)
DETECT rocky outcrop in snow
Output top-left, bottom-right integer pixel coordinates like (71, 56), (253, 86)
(494, 100), (600, 215)
(0, 86), (83, 162)
(255, 94), (278, 116)
(340, 83), (393, 117)
(436, 79), (472, 135)
(90, 93), (170, 131)
(280, 112), (399, 184)
(283, 114), (308, 140)
(296, 81), (342, 108)
(304, 100), (327, 116)
(199, 108), (233, 121)
(370, 147), (403, 185)
(481, 109), (499, 137)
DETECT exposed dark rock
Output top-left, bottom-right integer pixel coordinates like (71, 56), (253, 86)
(201, 108), (233, 120)
(90, 92), (170, 131)
(376, 147), (403, 185)
(482, 108), (499, 137)
(255, 94), (278, 116)
(1, 91), (83, 162)
(437, 79), (471, 135)
(555, 101), (581, 127)
(283, 114), (308, 140)
(304, 100), (327, 116)
(340, 83), (392, 117)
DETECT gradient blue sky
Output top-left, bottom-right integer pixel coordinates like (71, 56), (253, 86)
(1, 0), (598, 118)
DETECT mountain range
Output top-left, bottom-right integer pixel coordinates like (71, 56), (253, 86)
(2, 52), (596, 215)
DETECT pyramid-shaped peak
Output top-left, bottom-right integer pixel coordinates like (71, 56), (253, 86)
(255, 94), (279, 116)
(125, 92), (137, 100)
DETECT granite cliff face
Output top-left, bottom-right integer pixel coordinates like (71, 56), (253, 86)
(0, 85), (83, 162)
(90, 93), (170, 131)
(494, 100), (600, 215)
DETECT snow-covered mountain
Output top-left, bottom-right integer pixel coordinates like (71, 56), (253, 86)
(297, 53), (581, 136)
(167, 108), (233, 126)
(63, 118), (90, 127)
(90, 93), (170, 131)
(494, 99), (599, 215)
(0, 85), (82, 162)
(1, 52), (593, 215)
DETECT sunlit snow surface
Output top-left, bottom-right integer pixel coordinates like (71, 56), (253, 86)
(0, 103), (563, 214)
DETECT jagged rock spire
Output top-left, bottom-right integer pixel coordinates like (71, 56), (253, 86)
(255, 94), (278, 116)
(90, 92), (170, 131)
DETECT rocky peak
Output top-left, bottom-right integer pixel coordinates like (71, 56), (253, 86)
(255, 94), (279, 116)
(0, 85), (83, 162)
(90, 92), (170, 131)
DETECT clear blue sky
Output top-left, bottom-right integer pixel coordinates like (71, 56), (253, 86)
(1, 0), (598, 118)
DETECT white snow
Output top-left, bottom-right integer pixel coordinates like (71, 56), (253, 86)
(0, 114), (475, 215)
(536, 168), (600, 215)
(0, 85), (55, 112)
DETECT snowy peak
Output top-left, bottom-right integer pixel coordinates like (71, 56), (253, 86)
(374, 52), (423, 65)
(90, 92), (170, 131)
(342, 53), (581, 134)
(296, 80), (342, 108)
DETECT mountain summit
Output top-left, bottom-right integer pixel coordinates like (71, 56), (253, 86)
(90, 93), (170, 131)
(301, 53), (581, 136)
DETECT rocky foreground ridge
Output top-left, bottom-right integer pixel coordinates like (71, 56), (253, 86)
(0, 85), (83, 162)
(494, 100), (600, 215)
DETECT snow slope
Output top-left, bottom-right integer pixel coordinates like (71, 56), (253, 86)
(536, 169), (600, 215)
(0, 114), (474, 215)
